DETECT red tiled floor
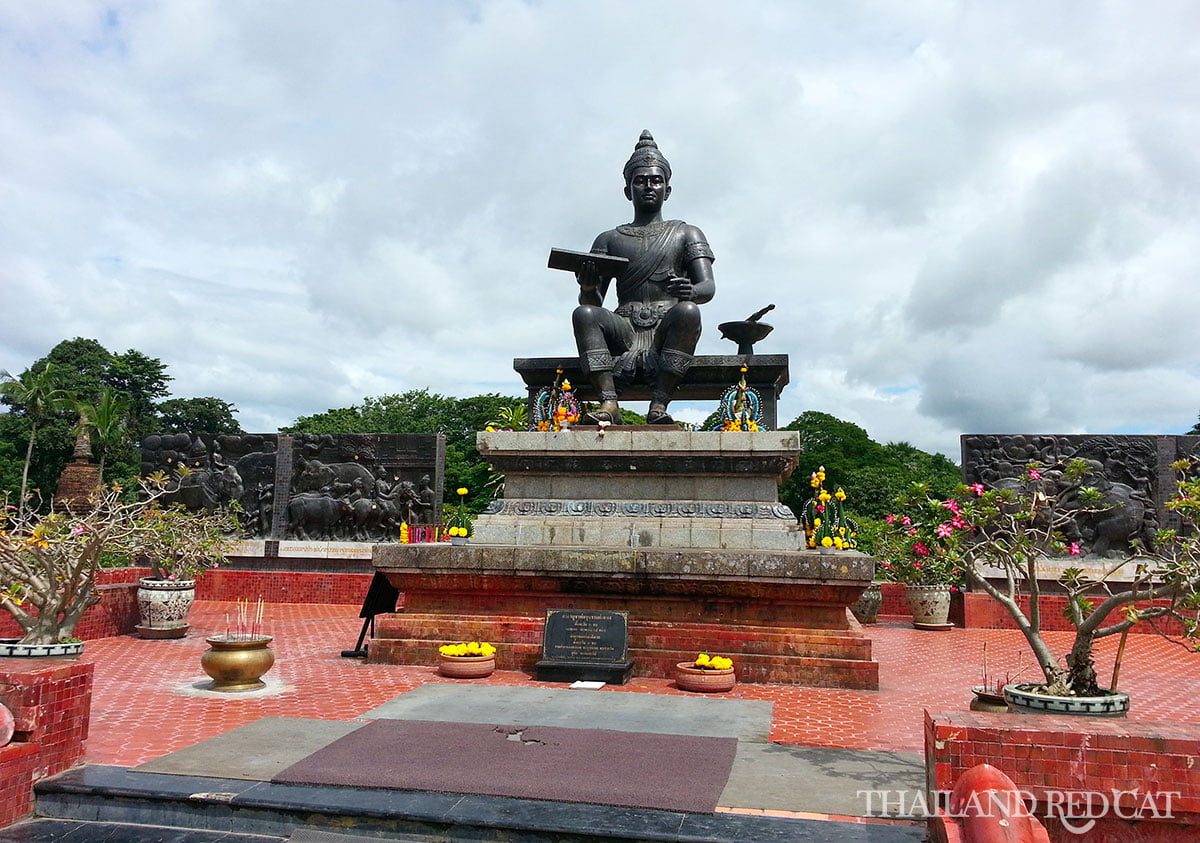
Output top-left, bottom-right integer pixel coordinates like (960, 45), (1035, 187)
(75, 603), (1200, 766)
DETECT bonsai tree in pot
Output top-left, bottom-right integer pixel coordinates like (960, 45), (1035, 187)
(886, 459), (1200, 704)
(0, 474), (237, 648)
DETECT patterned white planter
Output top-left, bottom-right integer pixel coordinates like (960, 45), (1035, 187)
(905, 584), (951, 626)
(1003, 683), (1130, 717)
(136, 578), (197, 639)
(850, 583), (883, 624)
(0, 638), (84, 658)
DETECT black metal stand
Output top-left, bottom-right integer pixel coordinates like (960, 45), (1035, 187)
(340, 571), (400, 658)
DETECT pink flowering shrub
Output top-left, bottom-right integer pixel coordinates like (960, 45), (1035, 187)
(886, 459), (1200, 696)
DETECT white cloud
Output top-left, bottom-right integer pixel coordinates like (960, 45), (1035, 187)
(2, 1), (1199, 462)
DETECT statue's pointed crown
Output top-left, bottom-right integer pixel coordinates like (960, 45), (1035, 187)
(622, 129), (672, 183)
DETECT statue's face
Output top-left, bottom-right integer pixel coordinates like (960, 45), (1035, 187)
(624, 165), (671, 210)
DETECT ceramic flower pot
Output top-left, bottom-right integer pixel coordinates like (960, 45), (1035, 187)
(438, 654), (495, 678)
(136, 577), (197, 639)
(0, 638), (84, 658)
(905, 584), (951, 628)
(850, 583), (883, 624)
(675, 662), (736, 693)
(1003, 683), (1129, 717)
(201, 635), (275, 691)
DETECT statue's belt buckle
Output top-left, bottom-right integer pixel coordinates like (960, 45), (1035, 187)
(617, 302), (667, 328)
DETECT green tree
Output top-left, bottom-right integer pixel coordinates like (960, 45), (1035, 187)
(777, 411), (960, 520)
(74, 387), (130, 482)
(104, 348), (171, 441)
(0, 363), (75, 515)
(156, 397), (243, 435)
(1, 339), (174, 494)
(1188, 413), (1200, 435)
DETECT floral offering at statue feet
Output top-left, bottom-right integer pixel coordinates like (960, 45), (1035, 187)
(713, 366), (763, 431)
(800, 466), (858, 550)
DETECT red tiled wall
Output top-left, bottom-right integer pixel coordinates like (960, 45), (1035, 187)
(0, 742), (39, 827)
(0, 568), (150, 642)
(0, 568), (372, 644)
(0, 661), (93, 778)
(878, 585), (1181, 636)
(0, 661), (94, 828)
(926, 711), (1200, 841)
(196, 570), (372, 604)
(880, 582), (908, 616)
(961, 592), (1186, 636)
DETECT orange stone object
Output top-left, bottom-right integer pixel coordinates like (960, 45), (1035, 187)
(438, 654), (496, 679)
(674, 662), (736, 693)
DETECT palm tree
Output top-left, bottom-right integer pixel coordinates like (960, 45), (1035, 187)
(0, 363), (74, 516)
(74, 387), (129, 482)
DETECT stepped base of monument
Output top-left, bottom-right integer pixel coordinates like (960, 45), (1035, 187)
(369, 613), (878, 688)
(370, 542), (880, 689)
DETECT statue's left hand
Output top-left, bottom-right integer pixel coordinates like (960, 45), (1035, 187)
(666, 275), (694, 300)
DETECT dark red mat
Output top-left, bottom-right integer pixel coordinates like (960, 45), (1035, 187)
(272, 719), (737, 814)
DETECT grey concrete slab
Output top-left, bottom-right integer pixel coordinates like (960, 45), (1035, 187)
(359, 684), (774, 743)
(133, 717), (366, 781)
(126, 692), (922, 821)
(720, 742), (925, 817)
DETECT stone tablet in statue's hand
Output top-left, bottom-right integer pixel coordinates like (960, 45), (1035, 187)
(665, 275), (694, 301)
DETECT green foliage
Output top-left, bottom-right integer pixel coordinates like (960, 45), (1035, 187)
(485, 403), (528, 431)
(0, 362), (75, 515)
(777, 412), (960, 520)
(285, 389), (520, 514)
(850, 514), (888, 557)
(156, 397), (243, 435)
(619, 407), (648, 426)
(0, 339), (175, 502)
(74, 387), (130, 482)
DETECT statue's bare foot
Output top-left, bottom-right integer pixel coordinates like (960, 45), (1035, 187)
(586, 400), (622, 425)
(646, 404), (675, 425)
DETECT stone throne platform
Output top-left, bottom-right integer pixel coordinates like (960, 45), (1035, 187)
(371, 429), (879, 688)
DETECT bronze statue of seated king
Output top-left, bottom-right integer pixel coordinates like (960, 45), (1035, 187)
(566, 130), (715, 425)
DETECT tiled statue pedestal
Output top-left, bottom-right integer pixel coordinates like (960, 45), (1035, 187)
(370, 430), (878, 688)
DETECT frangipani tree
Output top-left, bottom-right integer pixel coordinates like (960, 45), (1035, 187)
(886, 459), (1200, 696)
(0, 475), (236, 645)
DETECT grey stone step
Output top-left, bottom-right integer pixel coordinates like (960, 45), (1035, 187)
(0, 818), (284, 841)
(33, 765), (927, 842)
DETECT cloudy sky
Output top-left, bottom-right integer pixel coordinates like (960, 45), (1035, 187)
(3, 1), (1198, 460)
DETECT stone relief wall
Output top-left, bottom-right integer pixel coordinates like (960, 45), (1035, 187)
(961, 434), (1200, 557)
(140, 432), (445, 542)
